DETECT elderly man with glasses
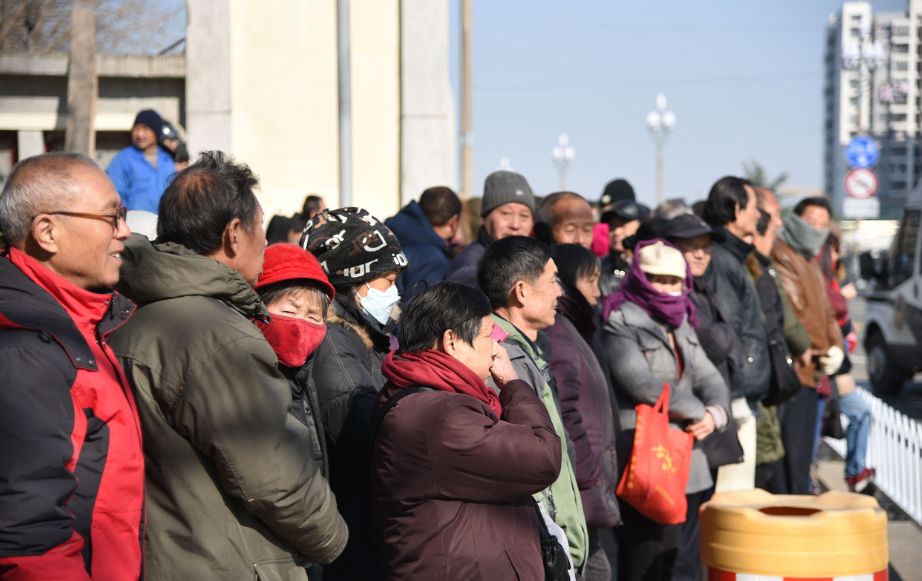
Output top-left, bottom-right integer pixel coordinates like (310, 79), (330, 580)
(0, 153), (143, 580)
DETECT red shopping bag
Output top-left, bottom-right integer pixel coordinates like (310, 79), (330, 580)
(616, 384), (694, 525)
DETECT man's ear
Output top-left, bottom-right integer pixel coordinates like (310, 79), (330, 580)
(30, 215), (59, 255)
(224, 217), (243, 257)
(511, 279), (528, 307)
(441, 328), (457, 354)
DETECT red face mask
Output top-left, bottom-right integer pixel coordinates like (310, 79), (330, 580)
(256, 314), (327, 368)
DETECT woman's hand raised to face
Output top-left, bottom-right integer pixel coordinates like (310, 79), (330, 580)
(490, 342), (518, 389)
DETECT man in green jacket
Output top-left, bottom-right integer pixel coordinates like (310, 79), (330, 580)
(109, 151), (347, 580)
(478, 235), (589, 574)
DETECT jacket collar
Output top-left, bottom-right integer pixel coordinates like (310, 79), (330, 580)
(715, 226), (755, 264)
(0, 249), (135, 370)
(117, 234), (267, 320)
(477, 226), (494, 248)
(492, 314), (548, 367)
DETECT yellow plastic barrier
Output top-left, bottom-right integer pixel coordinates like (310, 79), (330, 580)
(700, 489), (888, 581)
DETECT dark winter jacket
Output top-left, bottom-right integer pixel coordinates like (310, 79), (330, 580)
(311, 293), (393, 581)
(446, 226), (493, 287)
(0, 248), (143, 581)
(385, 201), (451, 300)
(599, 251), (630, 298)
(371, 380), (561, 581)
(110, 234), (347, 581)
(282, 359), (329, 477)
(701, 227), (771, 402)
(689, 275), (742, 389)
(546, 293), (621, 528)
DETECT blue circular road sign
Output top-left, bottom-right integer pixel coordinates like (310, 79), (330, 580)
(845, 135), (880, 168)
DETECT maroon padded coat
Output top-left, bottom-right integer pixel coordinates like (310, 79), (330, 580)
(370, 380), (562, 581)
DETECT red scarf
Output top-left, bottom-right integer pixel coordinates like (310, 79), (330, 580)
(382, 349), (503, 416)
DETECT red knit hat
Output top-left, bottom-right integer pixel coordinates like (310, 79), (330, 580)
(256, 243), (335, 299)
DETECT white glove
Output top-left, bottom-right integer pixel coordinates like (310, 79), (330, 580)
(819, 345), (845, 376)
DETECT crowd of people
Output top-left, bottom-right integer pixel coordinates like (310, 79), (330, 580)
(0, 141), (874, 581)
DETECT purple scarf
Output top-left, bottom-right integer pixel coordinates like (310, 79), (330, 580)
(602, 238), (698, 329)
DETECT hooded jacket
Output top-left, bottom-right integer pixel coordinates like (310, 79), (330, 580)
(702, 227), (771, 402)
(0, 248), (143, 581)
(493, 316), (589, 570)
(310, 293), (393, 581)
(372, 379), (561, 581)
(546, 292), (621, 529)
(109, 235), (347, 581)
(385, 201), (451, 299)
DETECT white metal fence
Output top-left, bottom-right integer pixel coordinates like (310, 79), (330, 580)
(825, 388), (922, 526)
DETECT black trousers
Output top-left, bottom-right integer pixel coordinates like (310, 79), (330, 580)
(615, 500), (679, 581)
(779, 386), (818, 495)
(755, 459), (787, 494)
(672, 488), (714, 581)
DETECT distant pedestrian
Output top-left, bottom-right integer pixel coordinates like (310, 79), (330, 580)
(770, 197), (845, 494)
(536, 191), (596, 248)
(547, 244), (621, 581)
(598, 178), (636, 213)
(701, 176), (771, 491)
(386, 186), (462, 299)
(599, 200), (650, 296)
(447, 170), (535, 286)
(0, 153), (143, 579)
(371, 281), (562, 580)
(107, 109), (176, 213)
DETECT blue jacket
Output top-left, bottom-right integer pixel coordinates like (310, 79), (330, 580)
(445, 227), (493, 288)
(107, 146), (175, 213)
(385, 201), (450, 299)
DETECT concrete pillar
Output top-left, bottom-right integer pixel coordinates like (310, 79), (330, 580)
(17, 130), (45, 160)
(185, 0), (232, 156)
(400, 0), (458, 204)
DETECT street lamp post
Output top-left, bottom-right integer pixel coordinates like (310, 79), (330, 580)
(646, 94), (675, 205)
(551, 133), (575, 190)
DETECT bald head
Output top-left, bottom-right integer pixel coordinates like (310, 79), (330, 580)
(0, 153), (99, 245)
(537, 191), (595, 248)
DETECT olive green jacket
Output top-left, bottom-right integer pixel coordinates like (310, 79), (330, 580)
(492, 315), (589, 570)
(110, 235), (348, 581)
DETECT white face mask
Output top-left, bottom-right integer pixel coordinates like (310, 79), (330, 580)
(666, 290), (684, 297)
(361, 283), (400, 325)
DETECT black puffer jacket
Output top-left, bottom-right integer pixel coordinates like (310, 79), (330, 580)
(312, 293), (393, 581)
(702, 228), (770, 402)
(282, 359), (329, 477)
(690, 276), (742, 389)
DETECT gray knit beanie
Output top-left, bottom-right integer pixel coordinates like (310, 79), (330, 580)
(480, 170), (535, 217)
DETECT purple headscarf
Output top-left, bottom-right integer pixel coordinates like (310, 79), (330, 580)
(602, 238), (698, 329)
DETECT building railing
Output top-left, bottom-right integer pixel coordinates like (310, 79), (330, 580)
(825, 388), (922, 527)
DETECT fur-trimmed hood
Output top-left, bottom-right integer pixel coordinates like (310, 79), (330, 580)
(328, 293), (398, 352)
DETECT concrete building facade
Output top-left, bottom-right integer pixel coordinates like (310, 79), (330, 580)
(824, 0), (922, 219)
(0, 0), (458, 221)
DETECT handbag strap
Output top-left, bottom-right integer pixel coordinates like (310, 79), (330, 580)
(654, 382), (671, 413)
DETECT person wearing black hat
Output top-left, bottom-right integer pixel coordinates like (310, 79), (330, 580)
(599, 199), (650, 296)
(301, 207), (408, 581)
(598, 178), (635, 213)
(106, 109), (176, 213)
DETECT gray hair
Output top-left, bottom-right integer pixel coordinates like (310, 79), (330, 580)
(0, 153), (98, 245)
(653, 198), (694, 221)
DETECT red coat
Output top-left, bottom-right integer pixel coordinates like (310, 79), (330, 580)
(0, 249), (143, 580)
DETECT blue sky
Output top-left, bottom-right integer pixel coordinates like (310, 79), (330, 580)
(453, 0), (906, 207)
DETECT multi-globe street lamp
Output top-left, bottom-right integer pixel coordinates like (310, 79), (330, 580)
(646, 94), (675, 205)
(551, 133), (575, 191)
